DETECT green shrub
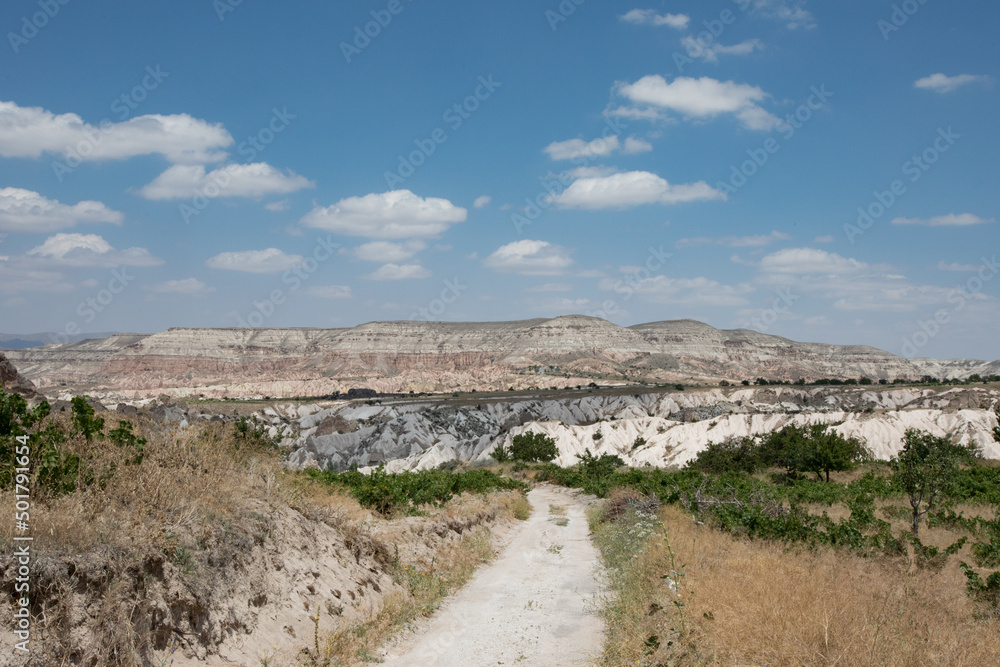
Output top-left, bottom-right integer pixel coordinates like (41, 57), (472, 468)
(960, 563), (1000, 618)
(509, 431), (558, 463)
(71, 396), (104, 442)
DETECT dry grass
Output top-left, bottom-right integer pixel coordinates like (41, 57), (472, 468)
(595, 502), (1000, 667)
(0, 414), (293, 556)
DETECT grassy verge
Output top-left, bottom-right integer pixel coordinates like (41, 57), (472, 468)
(587, 485), (1000, 666)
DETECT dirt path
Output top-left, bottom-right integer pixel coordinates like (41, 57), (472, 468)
(377, 484), (605, 666)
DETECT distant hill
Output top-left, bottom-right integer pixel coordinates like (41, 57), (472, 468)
(4, 316), (997, 400)
(0, 332), (121, 348)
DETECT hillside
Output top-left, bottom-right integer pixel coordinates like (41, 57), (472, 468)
(3, 316), (997, 400)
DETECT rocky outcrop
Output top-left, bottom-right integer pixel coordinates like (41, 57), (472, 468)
(277, 386), (1000, 472)
(0, 352), (37, 398)
(3, 316), (997, 399)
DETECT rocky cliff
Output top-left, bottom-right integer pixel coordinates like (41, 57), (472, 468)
(3, 316), (996, 399)
(0, 352), (37, 398)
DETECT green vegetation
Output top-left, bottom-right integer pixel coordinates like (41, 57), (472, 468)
(891, 428), (978, 536)
(493, 431), (558, 463)
(304, 465), (528, 515)
(688, 424), (870, 481)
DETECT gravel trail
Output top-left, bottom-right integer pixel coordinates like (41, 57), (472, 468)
(378, 484), (605, 666)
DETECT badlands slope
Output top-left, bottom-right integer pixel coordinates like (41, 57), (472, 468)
(273, 385), (1000, 472)
(5, 316), (998, 399)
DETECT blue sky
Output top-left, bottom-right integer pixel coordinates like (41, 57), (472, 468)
(0, 0), (997, 360)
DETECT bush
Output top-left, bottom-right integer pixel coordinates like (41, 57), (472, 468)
(687, 438), (760, 474)
(509, 431), (558, 463)
(304, 466), (528, 515)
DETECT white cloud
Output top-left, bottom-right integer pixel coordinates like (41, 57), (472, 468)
(677, 230), (790, 248)
(301, 190), (467, 239)
(543, 135), (653, 160)
(891, 213), (992, 227)
(0, 100), (232, 164)
(26, 233), (161, 267)
(749, 0), (816, 29)
(551, 170), (725, 209)
(604, 106), (666, 122)
(620, 9), (689, 29)
(365, 263), (431, 280)
(353, 240), (426, 263)
(484, 240), (573, 275)
(681, 37), (763, 63)
(544, 136), (620, 161)
(137, 163), (314, 200)
(265, 200), (290, 212)
(914, 73), (992, 94)
(937, 261), (980, 272)
(0, 188), (123, 233)
(147, 278), (214, 295)
(759, 247), (868, 275)
(473, 195), (492, 209)
(305, 284), (353, 298)
(0, 264), (73, 294)
(205, 248), (303, 273)
(615, 75), (780, 130)
(623, 137), (653, 154)
(611, 275), (753, 306)
(813, 235), (834, 243)
(756, 247), (948, 313)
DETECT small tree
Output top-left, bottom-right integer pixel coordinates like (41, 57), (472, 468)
(892, 429), (978, 537)
(509, 431), (558, 463)
(799, 424), (870, 482)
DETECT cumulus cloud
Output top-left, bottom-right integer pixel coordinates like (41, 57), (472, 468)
(305, 284), (353, 298)
(365, 263), (431, 280)
(813, 235), (834, 243)
(353, 240), (426, 263)
(26, 233), (162, 268)
(681, 37), (763, 63)
(0, 188), (123, 233)
(137, 163), (314, 200)
(891, 213), (992, 227)
(484, 240), (573, 275)
(301, 190), (467, 239)
(914, 73), (992, 94)
(551, 170), (725, 209)
(0, 100), (232, 164)
(147, 278), (214, 295)
(677, 230), (790, 248)
(473, 195), (492, 209)
(619, 9), (689, 29)
(205, 248), (303, 273)
(614, 75), (780, 130)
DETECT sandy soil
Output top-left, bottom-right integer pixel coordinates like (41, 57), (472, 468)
(378, 484), (605, 666)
